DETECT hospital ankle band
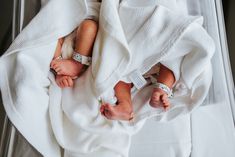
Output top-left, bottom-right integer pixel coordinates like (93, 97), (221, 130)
(153, 82), (173, 98)
(72, 52), (92, 66)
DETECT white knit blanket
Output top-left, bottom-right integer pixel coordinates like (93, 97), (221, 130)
(0, 0), (215, 157)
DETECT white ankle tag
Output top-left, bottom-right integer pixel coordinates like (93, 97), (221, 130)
(73, 52), (92, 66)
(129, 70), (147, 90)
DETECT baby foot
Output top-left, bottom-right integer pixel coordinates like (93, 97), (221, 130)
(50, 59), (85, 77)
(55, 75), (74, 88)
(100, 101), (133, 121)
(149, 88), (170, 110)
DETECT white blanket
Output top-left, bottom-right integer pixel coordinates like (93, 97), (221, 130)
(0, 0), (215, 157)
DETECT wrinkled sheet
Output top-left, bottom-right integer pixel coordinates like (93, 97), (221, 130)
(0, 0), (216, 157)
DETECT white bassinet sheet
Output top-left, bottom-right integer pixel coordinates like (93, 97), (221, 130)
(130, 1), (235, 157)
(1, 0), (235, 157)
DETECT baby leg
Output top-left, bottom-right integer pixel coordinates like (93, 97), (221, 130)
(150, 64), (175, 110)
(53, 38), (64, 59)
(100, 81), (134, 121)
(51, 19), (98, 77)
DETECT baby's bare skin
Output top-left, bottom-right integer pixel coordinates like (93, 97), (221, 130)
(50, 20), (174, 121)
(51, 59), (84, 77)
(100, 101), (133, 121)
(101, 64), (175, 121)
(149, 64), (175, 110)
(55, 75), (74, 88)
(150, 88), (170, 110)
(100, 81), (134, 121)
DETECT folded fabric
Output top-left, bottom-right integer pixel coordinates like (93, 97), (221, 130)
(0, 0), (215, 157)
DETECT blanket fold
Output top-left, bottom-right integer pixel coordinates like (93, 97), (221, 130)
(0, 0), (215, 157)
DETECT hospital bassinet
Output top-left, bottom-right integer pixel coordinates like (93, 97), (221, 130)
(0, 0), (235, 157)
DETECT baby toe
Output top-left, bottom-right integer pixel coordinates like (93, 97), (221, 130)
(162, 98), (169, 103)
(62, 79), (69, 87)
(152, 96), (160, 102)
(67, 79), (74, 87)
(100, 105), (105, 114)
(55, 67), (61, 72)
(59, 79), (66, 87)
(163, 101), (170, 109)
(51, 60), (59, 67)
(58, 81), (64, 88)
(104, 104), (113, 112)
(104, 110), (113, 119)
(150, 100), (159, 108)
(64, 76), (73, 87)
(50, 60), (56, 67)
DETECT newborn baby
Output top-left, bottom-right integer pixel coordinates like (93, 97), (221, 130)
(50, 19), (98, 87)
(100, 64), (175, 121)
(50, 20), (175, 121)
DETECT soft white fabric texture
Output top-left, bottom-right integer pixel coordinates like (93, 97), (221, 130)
(0, 0), (215, 157)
